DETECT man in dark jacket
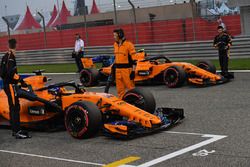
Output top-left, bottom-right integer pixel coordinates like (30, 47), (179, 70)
(1, 38), (31, 139)
(213, 26), (232, 77)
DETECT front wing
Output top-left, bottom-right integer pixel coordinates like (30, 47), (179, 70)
(188, 72), (234, 86)
(103, 107), (184, 139)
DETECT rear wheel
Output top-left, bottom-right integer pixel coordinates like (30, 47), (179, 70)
(196, 60), (216, 74)
(164, 66), (187, 88)
(80, 68), (99, 87)
(64, 101), (102, 139)
(122, 88), (156, 114)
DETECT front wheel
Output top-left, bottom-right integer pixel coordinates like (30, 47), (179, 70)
(122, 88), (156, 114)
(196, 60), (216, 74)
(64, 101), (102, 139)
(164, 66), (187, 88)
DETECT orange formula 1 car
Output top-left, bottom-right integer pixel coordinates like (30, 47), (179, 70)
(80, 54), (233, 88)
(0, 70), (184, 139)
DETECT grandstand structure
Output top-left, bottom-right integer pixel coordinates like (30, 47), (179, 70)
(15, 6), (41, 30)
(46, 5), (58, 27)
(50, 1), (71, 28)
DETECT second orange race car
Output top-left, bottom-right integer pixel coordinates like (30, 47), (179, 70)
(79, 50), (233, 88)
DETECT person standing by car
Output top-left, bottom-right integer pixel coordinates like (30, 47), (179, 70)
(0, 39), (31, 139)
(213, 26), (232, 77)
(113, 29), (137, 98)
(73, 33), (84, 72)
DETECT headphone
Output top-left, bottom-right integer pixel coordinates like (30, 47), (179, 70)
(114, 29), (125, 39)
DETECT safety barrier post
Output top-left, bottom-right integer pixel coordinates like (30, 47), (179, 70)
(128, 0), (138, 44)
(113, 0), (118, 26)
(82, 0), (89, 45)
(37, 12), (47, 48)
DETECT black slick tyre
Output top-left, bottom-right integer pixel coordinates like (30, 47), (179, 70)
(122, 88), (156, 114)
(196, 60), (216, 74)
(80, 68), (99, 87)
(164, 66), (187, 88)
(64, 101), (102, 139)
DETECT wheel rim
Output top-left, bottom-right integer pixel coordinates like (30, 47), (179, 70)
(123, 93), (145, 109)
(165, 68), (179, 86)
(66, 108), (88, 135)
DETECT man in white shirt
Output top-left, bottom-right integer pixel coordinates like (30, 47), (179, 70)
(73, 33), (84, 72)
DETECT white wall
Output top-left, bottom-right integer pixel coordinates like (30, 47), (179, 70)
(240, 6), (250, 35)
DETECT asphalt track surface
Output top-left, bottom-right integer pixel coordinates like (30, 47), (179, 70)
(0, 72), (250, 167)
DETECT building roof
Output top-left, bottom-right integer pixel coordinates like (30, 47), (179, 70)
(91, 0), (100, 14)
(47, 5), (58, 27)
(16, 6), (41, 30)
(51, 1), (71, 27)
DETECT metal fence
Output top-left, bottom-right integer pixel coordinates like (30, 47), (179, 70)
(0, 0), (242, 52)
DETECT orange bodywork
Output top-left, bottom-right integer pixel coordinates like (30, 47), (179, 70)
(0, 76), (57, 123)
(61, 92), (161, 128)
(99, 60), (222, 85)
(0, 74), (162, 131)
(164, 62), (221, 85)
(134, 51), (146, 61)
(81, 58), (95, 69)
(104, 124), (128, 135)
(81, 51), (146, 74)
(80, 50), (223, 87)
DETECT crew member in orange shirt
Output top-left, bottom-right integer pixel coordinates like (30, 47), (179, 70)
(113, 29), (137, 98)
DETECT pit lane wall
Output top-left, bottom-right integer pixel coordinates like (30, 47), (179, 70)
(0, 36), (250, 66)
(0, 15), (241, 52)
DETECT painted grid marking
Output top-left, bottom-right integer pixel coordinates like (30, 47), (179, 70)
(0, 150), (104, 166)
(128, 131), (227, 167)
(0, 131), (227, 167)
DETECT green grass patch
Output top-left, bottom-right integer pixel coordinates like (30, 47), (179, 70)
(18, 58), (250, 73)
(18, 64), (77, 73)
(176, 58), (250, 70)
(18, 63), (103, 73)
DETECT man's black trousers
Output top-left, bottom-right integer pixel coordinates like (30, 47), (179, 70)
(75, 51), (84, 72)
(218, 49), (229, 75)
(3, 83), (21, 133)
